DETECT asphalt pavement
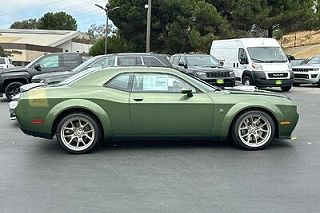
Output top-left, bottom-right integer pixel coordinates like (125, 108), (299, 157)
(0, 86), (319, 213)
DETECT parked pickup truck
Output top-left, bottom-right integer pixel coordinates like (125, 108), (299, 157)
(0, 53), (83, 100)
(0, 57), (14, 69)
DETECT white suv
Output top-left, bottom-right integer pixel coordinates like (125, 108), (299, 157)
(0, 57), (14, 69)
(292, 56), (320, 87)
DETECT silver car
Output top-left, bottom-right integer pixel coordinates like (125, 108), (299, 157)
(292, 56), (320, 86)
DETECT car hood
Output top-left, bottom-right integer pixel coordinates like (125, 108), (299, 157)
(0, 67), (32, 74)
(32, 71), (72, 80)
(188, 66), (232, 72)
(223, 86), (288, 99)
(20, 83), (46, 93)
(292, 64), (319, 69)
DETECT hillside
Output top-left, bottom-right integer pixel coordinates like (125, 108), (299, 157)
(281, 31), (320, 58)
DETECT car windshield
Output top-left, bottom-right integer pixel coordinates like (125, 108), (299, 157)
(58, 68), (98, 86)
(247, 47), (288, 63)
(185, 55), (220, 67)
(26, 55), (44, 68)
(306, 56), (320, 65)
(71, 57), (99, 73)
(0, 58), (5, 64)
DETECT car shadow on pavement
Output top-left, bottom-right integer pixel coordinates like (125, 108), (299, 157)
(31, 138), (294, 155)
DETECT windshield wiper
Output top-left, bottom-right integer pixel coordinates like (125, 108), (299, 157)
(251, 58), (267, 63)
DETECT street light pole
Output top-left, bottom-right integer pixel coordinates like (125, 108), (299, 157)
(145, 0), (152, 52)
(95, 3), (120, 55)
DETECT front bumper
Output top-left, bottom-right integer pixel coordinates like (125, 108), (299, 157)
(9, 100), (18, 120)
(254, 79), (293, 87)
(293, 73), (320, 84)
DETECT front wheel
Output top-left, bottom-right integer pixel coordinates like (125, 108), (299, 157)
(242, 75), (252, 86)
(5, 82), (23, 101)
(232, 110), (275, 150)
(56, 113), (101, 154)
(281, 86), (292, 92)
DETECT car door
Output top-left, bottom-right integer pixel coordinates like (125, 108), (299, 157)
(103, 73), (133, 135)
(37, 54), (62, 73)
(235, 48), (249, 80)
(129, 72), (214, 136)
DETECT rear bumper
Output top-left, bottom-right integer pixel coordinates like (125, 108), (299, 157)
(20, 127), (52, 139)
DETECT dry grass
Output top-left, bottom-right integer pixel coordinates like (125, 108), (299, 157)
(281, 30), (320, 58)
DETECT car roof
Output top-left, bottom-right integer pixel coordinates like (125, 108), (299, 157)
(97, 66), (179, 74)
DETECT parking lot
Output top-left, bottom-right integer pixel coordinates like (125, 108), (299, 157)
(0, 86), (319, 213)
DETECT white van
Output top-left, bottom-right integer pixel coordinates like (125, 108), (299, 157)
(210, 38), (293, 91)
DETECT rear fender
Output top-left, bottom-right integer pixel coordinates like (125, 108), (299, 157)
(46, 99), (112, 137)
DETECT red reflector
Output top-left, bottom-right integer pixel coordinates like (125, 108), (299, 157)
(32, 119), (45, 124)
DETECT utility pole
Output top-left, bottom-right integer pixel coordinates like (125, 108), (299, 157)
(95, 3), (120, 54)
(145, 0), (152, 52)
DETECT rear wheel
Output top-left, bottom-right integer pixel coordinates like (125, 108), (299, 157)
(232, 110), (275, 150)
(242, 75), (252, 86)
(281, 86), (291, 92)
(5, 82), (23, 101)
(56, 113), (101, 154)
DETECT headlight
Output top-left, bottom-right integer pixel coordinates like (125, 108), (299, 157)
(229, 71), (235, 77)
(196, 71), (206, 78)
(252, 63), (263, 70)
(40, 79), (45, 83)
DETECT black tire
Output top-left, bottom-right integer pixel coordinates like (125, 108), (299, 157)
(5, 81), (23, 101)
(56, 113), (101, 154)
(232, 110), (275, 150)
(281, 86), (291, 92)
(242, 75), (252, 86)
(293, 83), (300, 87)
(317, 81), (320, 87)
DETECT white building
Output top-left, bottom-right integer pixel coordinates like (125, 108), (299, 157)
(0, 29), (92, 66)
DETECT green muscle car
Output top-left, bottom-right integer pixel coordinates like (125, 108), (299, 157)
(14, 67), (299, 154)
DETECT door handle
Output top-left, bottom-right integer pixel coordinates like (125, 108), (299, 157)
(133, 97), (144, 102)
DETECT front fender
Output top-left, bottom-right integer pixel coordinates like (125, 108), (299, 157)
(220, 101), (283, 138)
(46, 99), (112, 138)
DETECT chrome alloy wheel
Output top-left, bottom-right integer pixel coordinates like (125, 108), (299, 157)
(238, 114), (272, 148)
(60, 117), (95, 152)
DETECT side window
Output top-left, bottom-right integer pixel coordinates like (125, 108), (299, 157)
(63, 54), (80, 69)
(142, 56), (164, 67)
(179, 56), (185, 64)
(39, 55), (60, 68)
(117, 56), (142, 66)
(173, 56), (180, 65)
(132, 73), (196, 93)
(238, 48), (248, 64)
(105, 74), (131, 92)
(91, 56), (115, 68)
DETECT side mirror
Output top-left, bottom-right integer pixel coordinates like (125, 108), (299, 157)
(34, 63), (42, 71)
(239, 58), (248, 65)
(181, 88), (193, 97)
(178, 62), (188, 69)
(219, 61), (224, 66)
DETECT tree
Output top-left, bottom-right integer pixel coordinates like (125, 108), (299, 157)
(89, 34), (129, 56)
(10, 19), (38, 29)
(0, 46), (8, 57)
(37, 12), (77, 30)
(108, 0), (233, 54)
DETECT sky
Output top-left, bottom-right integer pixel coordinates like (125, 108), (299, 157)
(0, 0), (111, 32)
